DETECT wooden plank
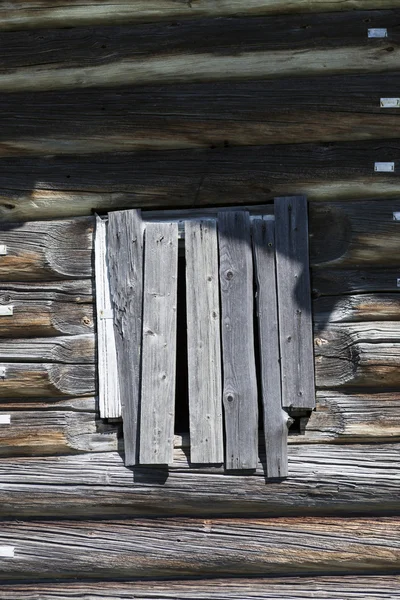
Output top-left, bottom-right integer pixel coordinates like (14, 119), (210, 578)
(218, 211), (258, 470)
(314, 293), (400, 322)
(2, 1), (400, 31)
(0, 516), (399, 580)
(314, 322), (400, 389)
(275, 196), (315, 409)
(0, 410), (118, 456)
(0, 218), (93, 278)
(0, 363), (95, 397)
(0, 444), (398, 518)
(0, 334), (94, 363)
(140, 222), (178, 465)
(107, 210), (143, 466)
(94, 216), (120, 419)
(3, 73), (400, 157)
(3, 576), (400, 600)
(252, 217), (287, 478)
(185, 219), (223, 464)
(3, 142), (400, 222)
(0, 12), (400, 93)
(312, 267), (400, 296)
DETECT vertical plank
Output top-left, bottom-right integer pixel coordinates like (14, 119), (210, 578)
(274, 196), (316, 410)
(94, 215), (121, 419)
(140, 222), (178, 465)
(252, 217), (288, 478)
(107, 209), (143, 466)
(218, 211), (258, 470)
(185, 219), (223, 464)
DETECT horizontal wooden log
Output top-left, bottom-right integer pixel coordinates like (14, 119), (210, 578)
(3, 73), (400, 156)
(0, 12), (399, 93)
(0, 391), (398, 457)
(314, 293), (400, 322)
(315, 322), (400, 388)
(0, 363), (95, 397)
(0, 445), (398, 518)
(1, 143), (400, 220)
(3, 1), (400, 31)
(0, 410), (118, 456)
(2, 576), (400, 600)
(0, 516), (399, 579)
(312, 267), (400, 295)
(0, 334), (94, 363)
(0, 218), (93, 278)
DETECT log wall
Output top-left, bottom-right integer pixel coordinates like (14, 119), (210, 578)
(0, 2), (399, 598)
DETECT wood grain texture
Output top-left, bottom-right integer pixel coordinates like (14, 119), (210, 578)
(3, 73), (400, 156)
(108, 210), (143, 466)
(0, 12), (399, 92)
(275, 197), (315, 409)
(185, 219), (223, 464)
(0, 218), (93, 278)
(94, 215), (120, 419)
(3, 142), (400, 221)
(218, 211), (258, 470)
(2, 576), (400, 600)
(253, 217), (288, 478)
(0, 334), (94, 364)
(314, 322), (400, 388)
(0, 410), (118, 456)
(314, 293), (400, 322)
(0, 517), (399, 580)
(0, 444), (398, 518)
(2, 1), (400, 31)
(312, 268), (400, 296)
(0, 363), (95, 397)
(140, 222), (178, 465)
(0, 285), (94, 337)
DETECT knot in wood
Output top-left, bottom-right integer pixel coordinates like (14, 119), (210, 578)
(225, 270), (234, 280)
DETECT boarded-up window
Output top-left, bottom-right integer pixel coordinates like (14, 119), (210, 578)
(95, 196), (315, 478)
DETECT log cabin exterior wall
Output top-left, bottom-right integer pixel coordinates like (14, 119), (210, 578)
(0, 3), (399, 598)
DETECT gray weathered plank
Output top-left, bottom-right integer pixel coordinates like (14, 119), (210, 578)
(275, 196), (315, 410)
(0, 334), (94, 363)
(95, 216), (121, 419)
(185, 219), (223, 464)
(0, 363), (95, 397)
(252, 217), (288, 478)
(107, 209), (143, 466)
(218, 211), (258, 470)
(139, 222), (178, 465)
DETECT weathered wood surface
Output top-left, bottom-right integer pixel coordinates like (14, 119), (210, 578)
(0, 391), (399, 457)
(0, 292), (94, 337)
(0, 218), (93, 277)
(3, 1), (400, 31)
(108, 210), (143, 466)
(219, 211), (258, 470)
(312, 268), (400, 295)
(3, 144), (400, 221)
(0, 334), (94, 364)
(314, 322), (400, 388)
(253, 217), (287, 477)
(314, 293), (400, 322)
(0, 12), (399, 93)
(275, 197), (315, 409)
(0, 364), (95, 397)
(0, 444), (398, 518)
(3, 73), (400, 156)
(140, 222), (178, 465)
(94, 215), (120, 419)
(2, 576), (400, 600)
(185, 220), (223, 464)
(0, 517), (400, 580)
(0, 410), (118, 456)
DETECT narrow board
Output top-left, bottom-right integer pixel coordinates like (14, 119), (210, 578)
(185, 219), (223, 464)
(218, 211), (258, 470)
(274, 196), (316, 409)
(94, 216), (120, 419)
(107, 210), (143, 466)
(139, 222), (178, 465)
(252, 217), (288, 478)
